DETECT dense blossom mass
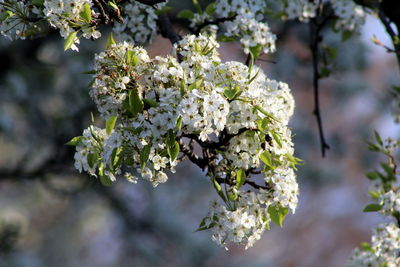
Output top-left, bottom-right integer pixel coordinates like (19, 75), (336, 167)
(347, 138), (400, 267)
(71, 34), (299, 248)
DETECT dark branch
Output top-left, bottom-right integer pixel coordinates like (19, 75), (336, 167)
(156, 13), (182, 44)
(193, 16), (236, 35)
(309, 17), (330, 157)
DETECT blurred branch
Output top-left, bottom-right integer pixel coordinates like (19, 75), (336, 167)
(193, 16), (236, 35)
(157, 13), (182, 45)
(309, 15), (331, 157)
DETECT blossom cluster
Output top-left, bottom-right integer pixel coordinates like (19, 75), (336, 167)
(0, 0), (43, 40)
(69, 34), (299, 248)
(278, 0), (366, 33)
(347, 223), (400, 267)
(112, 1), (167, 44)
(44, 0), (100, 51)
(0, 0), (165, 50)
(214, 0), (276, 56)
(347, 136), (400, 266)
(279, 0), (318, 22)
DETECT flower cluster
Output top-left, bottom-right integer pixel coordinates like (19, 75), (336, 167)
(69, 34), (299, 248)
(214, 0), (276, 56)
(330, 0), (366, 33)
(112, 1), (167, 44)
(44, 0), (100, 51)
(0, 0), (44, 40)
(278, 0), (366, 33)
(347, 136), (400, 266)
(279, 0), (318, 22)
(347, 223), (400, 267)
(379, 190), (400, 215)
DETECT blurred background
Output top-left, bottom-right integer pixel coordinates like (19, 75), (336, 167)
(0, 3), (399, 267)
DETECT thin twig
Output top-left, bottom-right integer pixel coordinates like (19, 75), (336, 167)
(309, 17), (330, 157)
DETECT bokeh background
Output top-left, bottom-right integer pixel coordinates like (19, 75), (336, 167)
(0, 3), (399, 267)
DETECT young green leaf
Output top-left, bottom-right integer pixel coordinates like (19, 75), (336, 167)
(129, 90), (143, 116)
(167, 141), (180, 162)
(100, 175), (113, 186)
(260, 150), (273, 169)
(64, 31), (77, 51)
(65, 136), (85, 146)
(140, 144), (151, 171)
(80, 3), (92, 23)
(363, 203), (382, 212)
(211, 177), (227, 202)
(106, 115), (118, 135)
(268, 205), (289, 228)
(235, 168), (246, 189)
(176, 116), (183, 131)
(373, 130), (383, 146)
(176, 9), (195, 19)
(106, 32), (116, 48)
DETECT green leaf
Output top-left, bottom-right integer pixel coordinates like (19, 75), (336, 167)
(140, 144), (151, 171)
(235, 168), (246, 189)
(363, 203), (382, 212)
(319, 67), (331, 78)
(155, 5), (172, 15)
(81, 70), (96, 75)
(223, 88), (237, 100)
(373, 130), (383, 146)
(380, 163), (396, 181)
(260, 150), (273, 169)
(211, 176), (226, 202)
(176, 116), (183, 131)
(167, 141), (180, 162)
(322, 44), (337, 60)
(64, 31), (78, 51)
(217, 35), (236, 42)
(268, 205), (289, 228)
(270, 130), (282, 148)
(188, 79), (203, 91)
(248, 69), (260, 84)
(365, 171), (380, 180)
(192, 0), (201, 12)
(367, 142), (381, 152)
(106, 32), (116, 49)
(166, 130), (175, 147)
(100, 175), (113, 186)
(107, 1), (118, 10)
(126, 50), (139, 66)
(368, 191), (381, 200)
(128, 90), (143, 116)
(195, 222), (216, 232)
(80, 3), (92, 23)
(65, 136), (85, 146)
(31, 0), (44, 7)
(143, 98), (159, 108)
(205, 2), (215, 15)
(110, 147), (123, 169)
(87, 153), (97, 169)
(106, 115), (118, 135)
(249, 44), (263, 59)
(341, 30), (353, 42)
(0, 10), (14, 22)
(360, 242), (373, 252)
(176, 9), (195, 19)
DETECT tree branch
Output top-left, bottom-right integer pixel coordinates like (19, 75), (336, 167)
(156, 13), (182, 45)
(309, 17), (330, 157)
(193, 16), (236, 35)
